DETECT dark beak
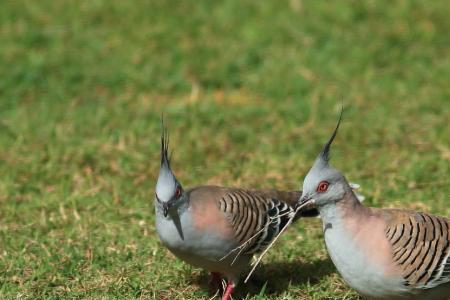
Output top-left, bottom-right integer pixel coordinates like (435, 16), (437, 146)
(299, 195), (311, 205)
(295, 195), (315, 212)
(163, 203), (169, 217)
(162, 199), (177, 217)
(156, 194), (174, 217)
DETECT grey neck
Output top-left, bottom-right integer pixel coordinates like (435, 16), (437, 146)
(319, 202), (340, 225)
(318, 190), (366, 231)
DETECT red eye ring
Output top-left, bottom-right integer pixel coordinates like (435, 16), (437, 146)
(317, 181), (329, 193)
(175, 187), (182, 198)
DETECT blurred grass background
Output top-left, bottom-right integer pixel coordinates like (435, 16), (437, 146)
(0, 0), (449, 299)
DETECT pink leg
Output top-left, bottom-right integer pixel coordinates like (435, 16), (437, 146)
(209, 272), (222, 294)
(221, 281), (235, 300)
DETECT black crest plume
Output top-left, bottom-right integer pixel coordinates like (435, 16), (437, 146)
(319, 105), (344, 165)
(160, 116), (170, 168)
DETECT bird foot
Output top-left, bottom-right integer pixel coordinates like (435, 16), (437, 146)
(221, 281), (235, 300)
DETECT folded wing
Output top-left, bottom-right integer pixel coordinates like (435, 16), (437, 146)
(387, 211), (450, 289)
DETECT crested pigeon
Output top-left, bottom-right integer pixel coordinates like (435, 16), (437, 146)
(153, 123), (362, 299)
(297, 112), (450, 300)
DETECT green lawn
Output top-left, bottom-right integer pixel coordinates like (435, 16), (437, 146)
(1, 0), (449, 299)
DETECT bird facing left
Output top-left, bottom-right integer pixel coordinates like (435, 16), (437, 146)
(154, 120), (317, 300)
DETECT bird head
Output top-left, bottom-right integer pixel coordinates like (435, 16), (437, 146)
(297, 108), (350, 211)
(155, 119), (185, 217)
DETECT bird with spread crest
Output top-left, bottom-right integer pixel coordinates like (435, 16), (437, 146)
(296, 110), (450, 300)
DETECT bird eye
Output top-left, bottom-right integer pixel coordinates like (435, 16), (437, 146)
(175, 187), (182, 198)
(317, 181), (329, 193)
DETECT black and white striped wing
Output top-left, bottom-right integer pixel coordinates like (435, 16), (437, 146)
(218, 189), (295, 255)
(387, 212), (450, 289)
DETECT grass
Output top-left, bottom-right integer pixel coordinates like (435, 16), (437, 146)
(0, 0), (449, 299)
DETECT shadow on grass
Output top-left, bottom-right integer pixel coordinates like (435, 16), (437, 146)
(189, 258), (335, 299)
